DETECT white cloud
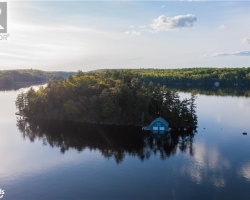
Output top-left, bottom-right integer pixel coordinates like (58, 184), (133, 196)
(242, 38), (250, 44)
(124, 30), (141, 36)
(218, 24), (226, 30)
(150, 14), (197, 32)
(204, 51), (250, 57)
(125, 14), (197, 35)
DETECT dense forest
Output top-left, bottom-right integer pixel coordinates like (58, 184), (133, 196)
(100, 67), (250, 88)
(5, 67), (250, 89)
(90, 68), (250, 96)
(16, 70), (197, 128)
(0, 69), (75, 89)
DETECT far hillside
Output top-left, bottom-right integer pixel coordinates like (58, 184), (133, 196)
(3, 67), (250, 93)
(90, 68), (250, 88)
(0, 69), (75, 89)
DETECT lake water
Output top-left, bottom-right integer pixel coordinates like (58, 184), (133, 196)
(1, 86), (250, 200)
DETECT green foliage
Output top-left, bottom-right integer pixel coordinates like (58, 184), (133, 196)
(16, 70), (197, 128)
(141, 68), (250, 87)
(92, 67), (250, 88)
(0, 69), (75, 89)
(93, 68), (250, 96)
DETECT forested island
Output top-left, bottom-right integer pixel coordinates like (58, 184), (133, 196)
(16, 69), (197, 128)
(0, 69), (75, 90)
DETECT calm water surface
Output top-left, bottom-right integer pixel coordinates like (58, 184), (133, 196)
(1, 87), (250, 200)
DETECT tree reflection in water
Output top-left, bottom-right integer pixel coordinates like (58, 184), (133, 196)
(17, 118), (196, 163)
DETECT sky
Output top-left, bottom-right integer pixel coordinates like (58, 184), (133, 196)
(1, 1), (250, 71)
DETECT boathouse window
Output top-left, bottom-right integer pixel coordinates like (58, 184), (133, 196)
(149, 117), (169, 132)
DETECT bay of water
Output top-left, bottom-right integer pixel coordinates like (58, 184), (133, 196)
(1, 86), (250, 200)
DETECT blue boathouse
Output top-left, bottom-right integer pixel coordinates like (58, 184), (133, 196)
(149, 117), (169, 132)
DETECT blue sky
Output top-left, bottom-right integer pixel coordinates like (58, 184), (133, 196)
(1, 1), (250, 71)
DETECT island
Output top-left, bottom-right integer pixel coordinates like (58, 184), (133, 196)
(16, 69), (198, 129)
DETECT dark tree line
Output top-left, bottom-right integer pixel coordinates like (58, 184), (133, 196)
(92, 67), (250, 88)
(16, 70), (197, 128)
(4, 67), (250, 90)
(0, 69), (75, 89)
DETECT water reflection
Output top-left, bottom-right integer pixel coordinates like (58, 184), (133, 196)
(0, 82), (45, 91)
(181, 142), (230, 187)
(148, 130), (195, 160)
(16, 118), (197, 163)
(238, 162), (250, 182)
(169, 85), (250, 97)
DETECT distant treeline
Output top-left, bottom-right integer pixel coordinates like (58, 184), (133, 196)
(16, 70), (197, 128)
(91, 67), (250, 88)
(0, 69), (75, 88)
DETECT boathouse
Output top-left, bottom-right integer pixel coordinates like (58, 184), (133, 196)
(149, 117), (169, 132)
